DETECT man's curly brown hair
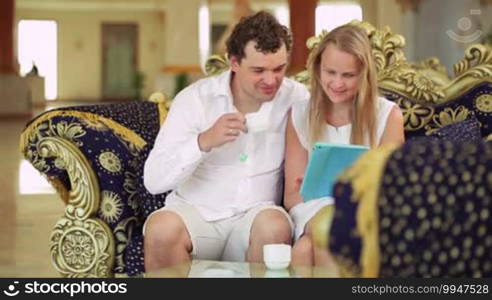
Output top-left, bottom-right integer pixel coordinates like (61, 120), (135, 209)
(226, 11), (292, 63)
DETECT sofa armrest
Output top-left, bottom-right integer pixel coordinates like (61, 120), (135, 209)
(20, 100), (168, 277)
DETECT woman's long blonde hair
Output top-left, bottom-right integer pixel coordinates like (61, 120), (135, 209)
(307, 25), (378, 148)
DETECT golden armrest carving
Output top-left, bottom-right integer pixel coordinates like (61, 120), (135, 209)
(38, 137), (99, 219)
(453, 44), (492, 78)
(37, 136), (115, 277)
(410, 57), (451, 87)
(20, 106), (167, 277)
(411, 57), (448, 77)
(442, 44), (492, 103)
(50, 217), (114, 278)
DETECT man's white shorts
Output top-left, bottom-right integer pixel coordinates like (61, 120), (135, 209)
(143, 201), (293, 262)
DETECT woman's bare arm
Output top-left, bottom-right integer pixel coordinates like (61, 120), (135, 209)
(379, 105), (405, 146)
(284, 111), (309, 211)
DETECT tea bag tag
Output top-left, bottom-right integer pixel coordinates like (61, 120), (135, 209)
(239, 153), (248, 162)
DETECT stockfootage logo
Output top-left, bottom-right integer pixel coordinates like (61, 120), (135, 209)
(3, 281), (20, 297)
(446, 9), (482, 43)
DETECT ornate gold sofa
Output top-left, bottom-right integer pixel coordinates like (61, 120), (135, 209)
(20, 21), (492, 277)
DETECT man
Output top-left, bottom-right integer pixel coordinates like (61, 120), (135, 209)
(143, 11), (309, 271)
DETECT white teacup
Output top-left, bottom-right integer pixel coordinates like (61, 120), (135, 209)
(263, 244), (291, 270)
(245, 112), (269, 133)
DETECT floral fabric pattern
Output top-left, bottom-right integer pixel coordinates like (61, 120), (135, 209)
(329, 140), (492, 277)
(22, 101), (169, 276)
(381, 82), (492, 139)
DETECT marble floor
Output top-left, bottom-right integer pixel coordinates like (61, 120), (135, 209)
(0, 102), (96, 277)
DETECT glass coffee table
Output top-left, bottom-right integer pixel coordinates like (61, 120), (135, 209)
(145, 259), (339, 278)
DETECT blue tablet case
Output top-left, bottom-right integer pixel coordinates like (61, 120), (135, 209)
(300, 143), (369, 201)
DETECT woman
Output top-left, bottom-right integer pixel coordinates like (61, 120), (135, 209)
(284, 24), (405, 266)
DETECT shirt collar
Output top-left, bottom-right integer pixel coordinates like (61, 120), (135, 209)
(215, 69), (234, 99)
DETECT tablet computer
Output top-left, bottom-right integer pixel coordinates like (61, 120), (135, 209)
(300, 143), (369, 201)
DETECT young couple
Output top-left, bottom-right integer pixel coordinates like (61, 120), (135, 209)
(143, 11), (404, 272)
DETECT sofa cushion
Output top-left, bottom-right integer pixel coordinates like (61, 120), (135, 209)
(124, 234), (145, 276)
(407, 114), (482, 144)
(429, 114), (482, 143)
(377, 140), (492, 277)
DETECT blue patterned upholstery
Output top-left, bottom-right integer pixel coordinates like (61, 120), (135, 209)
(406, 114), (483, 144)
(21, 100), (169, 276)
(378, 140), (492, 277)
(328, 182), (361, 275)
(329, 140), (492, 277)
(381, 82), (492, 140)
(429, 114), (482, 143)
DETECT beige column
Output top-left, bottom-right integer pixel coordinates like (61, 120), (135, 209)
(360, 0), (377, 26)
(377, 0), (402, 34)
(164, 0), (203, 69)
(395, 0), (423, 62)
(362, 0), (406, 34)
(288, 0), (317, 74)
(214, 0), (252, 54)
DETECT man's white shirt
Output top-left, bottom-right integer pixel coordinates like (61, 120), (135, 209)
(144, 70), (309, 221)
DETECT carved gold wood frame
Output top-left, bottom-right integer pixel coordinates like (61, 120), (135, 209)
(38, 137), (115, 277)
(205, 21), (492, 105)
(20, 97), (169, 277)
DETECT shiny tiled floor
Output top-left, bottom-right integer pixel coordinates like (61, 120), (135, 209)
(0, 105), (84, 277)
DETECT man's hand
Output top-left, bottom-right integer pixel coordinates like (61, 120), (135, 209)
(198, 113), (247, 152)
